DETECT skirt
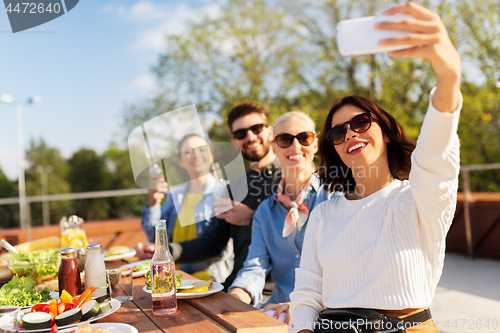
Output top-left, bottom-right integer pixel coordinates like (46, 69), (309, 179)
(378, 309), (439, 333)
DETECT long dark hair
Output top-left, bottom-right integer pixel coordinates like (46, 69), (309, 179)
(318, 96), (416, 193)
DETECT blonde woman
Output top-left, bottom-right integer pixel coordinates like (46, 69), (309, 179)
(228, 112), (339, 323)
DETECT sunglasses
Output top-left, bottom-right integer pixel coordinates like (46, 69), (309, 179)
(274, 131), (315, 148)
(325, 112), (373, 145)
(232, 123), (267, 140)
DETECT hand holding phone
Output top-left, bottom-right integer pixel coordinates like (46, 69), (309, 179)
(336, 15), (414, 57)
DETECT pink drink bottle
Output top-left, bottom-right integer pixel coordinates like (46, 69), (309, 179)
(150, 220), (177, 315)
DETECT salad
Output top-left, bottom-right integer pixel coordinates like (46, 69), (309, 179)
(7, 249), (60, 283)
(0, 275), (51, 307)
(132, 261), (149, 273)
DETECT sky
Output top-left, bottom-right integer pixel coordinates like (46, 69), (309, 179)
(0, 0), (219, 180)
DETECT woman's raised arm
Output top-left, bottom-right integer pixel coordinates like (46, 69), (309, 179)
(377, 1), (461, 113)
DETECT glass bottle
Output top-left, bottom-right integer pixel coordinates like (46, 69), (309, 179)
(60, 215), (89, 271)
(150, 220), (177, 316)
(58, 248), (82, 297)
(84, 244), (107, 298)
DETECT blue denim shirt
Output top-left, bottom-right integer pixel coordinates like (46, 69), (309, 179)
(141, 176), (233, 281)
(229, 177), (339, 306)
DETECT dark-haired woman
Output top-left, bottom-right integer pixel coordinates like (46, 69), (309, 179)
(289, 3), (461, 333)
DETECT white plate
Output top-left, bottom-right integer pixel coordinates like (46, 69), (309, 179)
(143, 279), (223, 299)
(102, 248), (137, 262)
(60, 323), (138, 333)
(7, 299), (121, 332)
(119, 260), (150, 278)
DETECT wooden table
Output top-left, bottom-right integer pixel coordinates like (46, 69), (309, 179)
(102, 258), (287, 332)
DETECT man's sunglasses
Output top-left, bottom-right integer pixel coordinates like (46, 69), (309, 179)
(274, 131), (315, 148)
(325, 112), (373, 145)
(232, 123), (267, 140)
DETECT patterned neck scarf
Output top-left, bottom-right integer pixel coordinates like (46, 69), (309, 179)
(277, 174), (316, 238)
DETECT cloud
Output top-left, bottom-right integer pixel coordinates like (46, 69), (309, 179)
(102, 1), (220, 53)
(121, 73), (157, 93)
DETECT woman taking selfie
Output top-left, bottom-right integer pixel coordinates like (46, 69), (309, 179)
(290, 3), (461, 333)
(228, 112), (338, 323)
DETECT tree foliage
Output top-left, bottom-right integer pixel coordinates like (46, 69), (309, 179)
(123, 0), (500, 192)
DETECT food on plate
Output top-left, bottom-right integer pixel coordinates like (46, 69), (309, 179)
(7, 249), (60, 283)
(35, 279), (59, 292)
(71, 322), (109, 333)
(132, 261), (149, 272)
(144, 272), (213, 294)
(21, 286), (110, 331)
(0, 275), (51, 307)
(55, 307), (82, 326)
(80, 300), (100, 321)
(21, 311), (53, 330)
(104, 246), (129, 257)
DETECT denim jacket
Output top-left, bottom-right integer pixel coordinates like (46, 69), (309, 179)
(141, 175), (233, 282)
(228, 177), (339, 306)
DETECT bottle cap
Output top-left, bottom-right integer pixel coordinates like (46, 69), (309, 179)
(60, 247), (76, 254)
(156, 220), (166, 226)
(87, 244), (102, 250)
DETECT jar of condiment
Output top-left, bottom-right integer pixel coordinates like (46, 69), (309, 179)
(84, 244), (107, 298)
(58, 248), (82, 297)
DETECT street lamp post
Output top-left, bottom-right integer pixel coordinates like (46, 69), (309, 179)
(36, 165), (53, 226)
(0, 94), (41, 241)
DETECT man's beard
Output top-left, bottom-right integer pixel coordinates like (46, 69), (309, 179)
(241, 139), (271, 162)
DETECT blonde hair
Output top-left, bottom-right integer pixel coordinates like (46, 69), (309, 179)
(273, 111), (315, 133)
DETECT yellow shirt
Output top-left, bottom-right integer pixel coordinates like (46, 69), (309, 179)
(171, 192), (212, 281)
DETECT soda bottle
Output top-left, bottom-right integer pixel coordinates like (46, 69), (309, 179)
(150, 220), (177, 315)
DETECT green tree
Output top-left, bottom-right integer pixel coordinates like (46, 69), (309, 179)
(68, 148), (109, 221)
(102, 144), (145, 218)
(122, 0), (500, 191)
(0, 167), (18, 228)
(25, 138), (72, 225)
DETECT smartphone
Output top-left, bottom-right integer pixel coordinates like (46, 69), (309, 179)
(337, 15), (415, 57)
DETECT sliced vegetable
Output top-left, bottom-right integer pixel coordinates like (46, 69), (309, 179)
(177, 284), (194, 291)
(60, 290), (73, 304)
(54, 307), (82, 326)
(31, 304), (50, 313)
(64, 303), (75, 311)
(21, 311), (52, 330)
(178, 286), (209, 293)
(49, 299), (58, 318)
(96, 301), (112, 316)
(75, 287), (95, 308)
(94, 294), (110, 304)
(80, 300), (100, 321)
(57, 298), (65, 315)
(50, 324), (58, 333)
